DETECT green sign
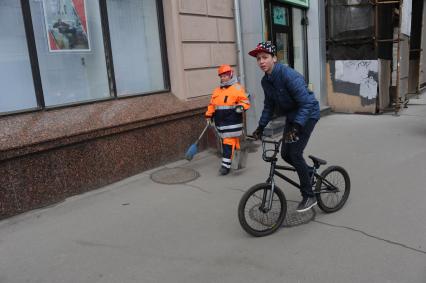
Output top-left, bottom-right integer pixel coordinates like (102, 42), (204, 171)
(273, 6), (287, 26)
(276, 0), (309, 8)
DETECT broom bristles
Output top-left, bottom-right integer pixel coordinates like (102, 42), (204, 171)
(185, 143), (198, 161)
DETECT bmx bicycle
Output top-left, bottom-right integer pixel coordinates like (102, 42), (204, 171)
(238, 137), (350, 237)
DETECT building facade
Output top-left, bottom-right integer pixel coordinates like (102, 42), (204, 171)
(7, 0), (417, 218)
(0, 0), (240, 218)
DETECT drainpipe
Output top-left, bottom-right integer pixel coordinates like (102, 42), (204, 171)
(233, 0), (245, 87)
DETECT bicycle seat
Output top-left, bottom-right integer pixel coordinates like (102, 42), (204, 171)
(308, 155), (327, 168)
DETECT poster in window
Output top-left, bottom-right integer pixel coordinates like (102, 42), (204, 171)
(273, 6), (287, 26)
(43, 0), (90, 52)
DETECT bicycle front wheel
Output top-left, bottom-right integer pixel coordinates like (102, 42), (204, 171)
(238, 183), (287, 237)
(315, 166), (350, 213)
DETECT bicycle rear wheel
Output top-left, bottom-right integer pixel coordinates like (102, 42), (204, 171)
(315, 166), (350, 213)
(238, 183), (287, 237)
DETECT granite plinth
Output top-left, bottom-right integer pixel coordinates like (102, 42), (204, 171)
(0, 93), (210, 219)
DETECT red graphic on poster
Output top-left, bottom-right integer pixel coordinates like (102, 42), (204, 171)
(49, 32), (59, 50)
(72, 0), (87, 34)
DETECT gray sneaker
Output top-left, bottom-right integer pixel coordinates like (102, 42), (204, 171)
(296, 197), (317, 212)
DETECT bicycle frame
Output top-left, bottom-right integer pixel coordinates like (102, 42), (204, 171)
(259, 138), (341, 211)
(239, 137), (350, 237)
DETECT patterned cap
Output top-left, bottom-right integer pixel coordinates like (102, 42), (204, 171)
(248, 41), (276, 57)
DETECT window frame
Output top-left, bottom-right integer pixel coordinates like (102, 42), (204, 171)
(1, 0), (170, 117)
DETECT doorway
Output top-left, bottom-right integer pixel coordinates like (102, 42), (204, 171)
(265, 1), (294, 67)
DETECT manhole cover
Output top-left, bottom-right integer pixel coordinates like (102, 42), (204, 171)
(282, 200), (316, 227)
(246, 200), (315, 228)
(248, 204), (281, 227)
(150, 167), (199, 184)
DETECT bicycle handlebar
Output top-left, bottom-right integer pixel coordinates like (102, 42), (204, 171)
(245, 135), (283, 162)
(261, 137), (282, 162)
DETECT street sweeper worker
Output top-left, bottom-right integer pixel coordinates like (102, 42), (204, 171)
(205, 64), (250, 175)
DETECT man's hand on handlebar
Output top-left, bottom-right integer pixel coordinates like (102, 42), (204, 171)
(284, 123), (301, 143)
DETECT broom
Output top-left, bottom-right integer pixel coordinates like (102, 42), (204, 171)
(185, 122), (210, 161)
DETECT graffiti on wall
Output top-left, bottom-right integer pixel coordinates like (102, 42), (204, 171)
(330, 60), (378, 107)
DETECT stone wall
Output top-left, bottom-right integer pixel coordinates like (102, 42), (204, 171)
(163, 0), (237, 99)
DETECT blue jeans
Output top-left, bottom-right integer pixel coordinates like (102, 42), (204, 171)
(281, 119), (317, 198)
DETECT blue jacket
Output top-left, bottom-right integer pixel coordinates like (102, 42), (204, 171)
(259, 63), (320, 128)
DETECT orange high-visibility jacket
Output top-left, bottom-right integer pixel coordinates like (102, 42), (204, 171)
(205, 83), (250, 138)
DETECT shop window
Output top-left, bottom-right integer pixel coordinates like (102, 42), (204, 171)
(106, 0), (166, 96)
(0, 1), (38, 113)
(0, 0), (169, 115)
(29, 0), (110, 106)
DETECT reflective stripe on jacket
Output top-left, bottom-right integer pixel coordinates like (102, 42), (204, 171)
(205, 83), (250, 138)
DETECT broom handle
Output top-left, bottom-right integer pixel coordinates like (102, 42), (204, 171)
(195, 123), (210, 144)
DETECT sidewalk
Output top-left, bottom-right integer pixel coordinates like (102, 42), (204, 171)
(0, 95), (425, 283)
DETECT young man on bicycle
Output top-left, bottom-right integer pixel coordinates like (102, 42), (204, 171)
(248, 41), (320, 212)
(205, 64), (250, 175)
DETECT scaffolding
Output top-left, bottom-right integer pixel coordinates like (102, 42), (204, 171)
(374, 0), (405, 114)
(325, 0), (416, 114)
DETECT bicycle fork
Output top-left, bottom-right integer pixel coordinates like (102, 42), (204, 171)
(260, 161), (277, 212)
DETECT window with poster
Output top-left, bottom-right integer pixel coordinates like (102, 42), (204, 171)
(0, 0), (169, 115)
